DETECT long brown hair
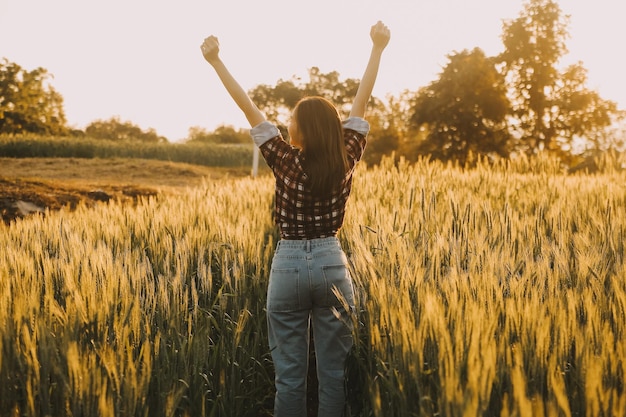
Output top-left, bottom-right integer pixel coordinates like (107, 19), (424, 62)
(293, 96), (349, 195)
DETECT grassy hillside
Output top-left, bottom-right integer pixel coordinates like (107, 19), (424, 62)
(0, 157), (253, 224)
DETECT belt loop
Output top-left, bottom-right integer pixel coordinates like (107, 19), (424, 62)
(305, 240), (311, 253)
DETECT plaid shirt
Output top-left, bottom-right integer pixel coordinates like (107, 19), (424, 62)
(251, 118), (369, 240)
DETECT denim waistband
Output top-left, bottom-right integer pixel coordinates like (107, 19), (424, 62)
(277, 236), (340, 252)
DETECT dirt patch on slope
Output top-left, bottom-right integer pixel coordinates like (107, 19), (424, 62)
(0, 177), (157, 224)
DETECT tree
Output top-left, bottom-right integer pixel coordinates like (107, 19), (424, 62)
(301, 67), (360, 117)
(499, 0), (568, 153)
(498, 0), (617, 156)
(551, 63), (619, 155)
(409, 48), (511, 165)
(360, 95), (402, 165)
(85, 117), (166, 142)
(248, 67), (361, 127)
(248, 78), (300, 124)
(0, 59), (67, 135)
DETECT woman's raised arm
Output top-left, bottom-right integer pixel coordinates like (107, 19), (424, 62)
(349, 21), (391, 119)
(201, 36), (266, 128)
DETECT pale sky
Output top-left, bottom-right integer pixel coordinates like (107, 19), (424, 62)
(1, 0), (624, 141)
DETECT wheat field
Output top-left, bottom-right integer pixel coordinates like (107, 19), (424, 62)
(1, 154), (625, 416)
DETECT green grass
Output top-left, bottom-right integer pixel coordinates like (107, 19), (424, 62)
(0, 134), (258, 167)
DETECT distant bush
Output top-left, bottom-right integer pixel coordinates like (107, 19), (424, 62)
(85, 117), (167, 143)
(186, 125), (250, 144)
(0, 134), (258, 167)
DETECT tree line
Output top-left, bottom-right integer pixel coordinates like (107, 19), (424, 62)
(1, 0), (624, 166)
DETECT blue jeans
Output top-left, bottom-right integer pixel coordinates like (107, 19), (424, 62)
(267, 237), (355, 417)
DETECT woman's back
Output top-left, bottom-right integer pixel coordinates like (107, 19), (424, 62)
(252, 113), (370, 239)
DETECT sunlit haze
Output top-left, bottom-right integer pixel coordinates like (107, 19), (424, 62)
(1, 0), (624, 141)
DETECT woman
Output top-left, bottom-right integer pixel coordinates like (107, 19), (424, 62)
(201, 21), (390, 417)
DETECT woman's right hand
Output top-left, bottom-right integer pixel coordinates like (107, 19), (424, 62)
(201, 35), (220, 64)
(370, 21), (391, 50)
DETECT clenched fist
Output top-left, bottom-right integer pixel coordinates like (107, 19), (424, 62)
(201, 35), (220, 64)
(370, 21), (390, 50)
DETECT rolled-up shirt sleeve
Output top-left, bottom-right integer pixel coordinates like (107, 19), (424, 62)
(250, 121), (280, 147)
(343, 117), (370, 136)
